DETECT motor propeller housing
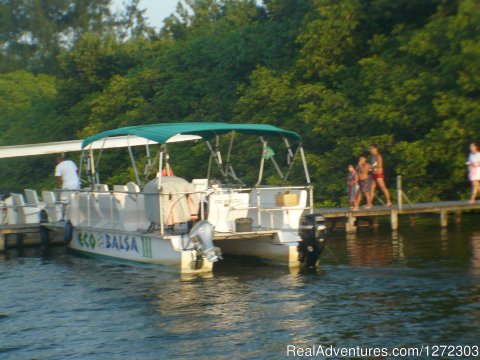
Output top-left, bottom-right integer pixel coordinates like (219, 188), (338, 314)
(298, 214), (327, 268)
(189, 220), (223, 266)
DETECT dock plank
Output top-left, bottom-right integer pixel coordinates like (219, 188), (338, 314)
(0, 223), (40, 234)
(316, 200), (480, 218)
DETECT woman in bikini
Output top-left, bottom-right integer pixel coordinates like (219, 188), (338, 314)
(369, 144), (392, 207)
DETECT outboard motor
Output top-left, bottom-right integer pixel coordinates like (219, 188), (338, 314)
(298, 214), (327, 268)
(189, 220), (223, 269)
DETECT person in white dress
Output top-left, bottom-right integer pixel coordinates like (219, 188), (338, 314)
(466, 142), (480, 203)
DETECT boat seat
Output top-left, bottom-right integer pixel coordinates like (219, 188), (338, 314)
(0, 201), (5, 225)
(76, 193), (103, 227)
(113, 185), (128, 192)
(126, 182), (140, 193)
(124, 182), (150, 231)
(94, 184), (109, 192)
(11, 193), (41, 224)
(24, 189), (46, 210)
(95, 193), (118, 229)
(68, 192), (82, 226)
(42, 191), (62, 222)
(4, 196), (17, 225)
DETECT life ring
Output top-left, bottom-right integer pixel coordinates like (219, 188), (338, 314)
(64, 220), (73, 244)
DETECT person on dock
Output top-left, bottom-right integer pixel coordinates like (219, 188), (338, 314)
(55, 154), (80, 199)
(467, 142), (480, 203)
(347, 164), (359, 209)
(353, 155), (372, 210)
(369, 144), (392, 207)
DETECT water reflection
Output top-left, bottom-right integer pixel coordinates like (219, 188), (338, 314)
(471, 231), (480, 276)
(2, 218), (480, 358)
(440, 228), (449, 255)
(345, 231), (395, 267)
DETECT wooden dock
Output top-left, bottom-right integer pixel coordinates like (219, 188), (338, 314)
(0, 224), (63, 251)
(1, 200), (479, 251)
(316, 200), (480, 232)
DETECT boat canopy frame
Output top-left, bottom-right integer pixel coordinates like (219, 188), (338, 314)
(80, 122), (310, 188)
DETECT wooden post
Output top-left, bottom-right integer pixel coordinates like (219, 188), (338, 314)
(0, 233), (5, 252)
(397, 175), (403, 211)
(440, 210), (448, 228)
(391, 209), (398, 231)
(346, 214), (357, 233)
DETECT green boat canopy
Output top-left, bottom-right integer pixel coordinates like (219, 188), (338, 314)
(81, 122), (301, 149)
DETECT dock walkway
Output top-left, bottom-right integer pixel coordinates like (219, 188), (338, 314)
(316, 200), (480, 232)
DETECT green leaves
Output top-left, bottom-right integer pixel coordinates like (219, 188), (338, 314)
(1, 0), (479, 205)
(297, 0), (361, 78)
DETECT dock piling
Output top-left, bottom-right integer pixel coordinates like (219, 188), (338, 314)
(440, 210), (448, 227)
(346, 214), (357, 233)
(397, 176), (403, 210)
(390, 210), (399, 231)
(0, 234), (5, 252)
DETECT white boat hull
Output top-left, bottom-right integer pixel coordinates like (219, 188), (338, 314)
(66, 227), (302, 272)
(215, 238), (301, 266)
(68, 227), (214, 273)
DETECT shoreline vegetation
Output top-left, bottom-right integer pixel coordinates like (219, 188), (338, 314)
(0, 0), (479, 207)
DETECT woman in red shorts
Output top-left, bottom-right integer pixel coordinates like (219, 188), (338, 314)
(369, 144), (392, 207)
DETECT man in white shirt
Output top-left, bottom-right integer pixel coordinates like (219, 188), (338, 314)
(55, 154), (80, 191)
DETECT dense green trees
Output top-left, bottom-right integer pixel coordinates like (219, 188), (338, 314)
(0, 0), (479, 205)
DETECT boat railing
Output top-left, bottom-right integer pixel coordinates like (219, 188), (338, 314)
(59, 184), (313, 233)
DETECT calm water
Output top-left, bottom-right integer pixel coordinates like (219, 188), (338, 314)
(1, 217), (480, 359)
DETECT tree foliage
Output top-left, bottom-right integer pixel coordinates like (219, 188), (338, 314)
(0, 0), (479, 205)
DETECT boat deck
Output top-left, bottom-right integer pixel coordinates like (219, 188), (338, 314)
(214, 230), (277, 241)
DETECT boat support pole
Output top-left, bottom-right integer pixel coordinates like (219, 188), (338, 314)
(205, 140), (228, 181)
(127, 136), (141, 187)
(282, 145), (300, 184)
(225, 132), (234, 174)
(260, 137), (284, 180)
(78, 151), (84, 183)
(207, 153), (213, 181)
(256, 139), (266, 186)
(95, 138), (107, 169)
(225, 132), (242, 184)
(143, 142), (152, 179)
(158, 148), (164, 236)
(283, 137), (294, 165)
(299, 145), (314, 214)
(299, 145), (311, 185)
(89, 147), (96, 187)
